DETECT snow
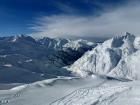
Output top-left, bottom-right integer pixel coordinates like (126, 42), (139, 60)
(40, 73), (44, 76)
(134, 36), (140, 49)
(11, 36), (18, 42)
(10, 85), (27, 91)
(24, 59), (33, 62)
(51, 84), (129, 105)
(0, 77), (106, 105)
(37, 37), (70, 49)
(0, 33), (140, 105)
(68, 32), (140, 80)
(3, 64), (12, 67)
(0, 55), (7, 58)
(10, 35), (32, 43)
(0, 76), (140, 105)
(63, 39), (96, 51)
(37, 37), (96, 52)
(101, 81), (140, 105)
(108, 50), (140, 80)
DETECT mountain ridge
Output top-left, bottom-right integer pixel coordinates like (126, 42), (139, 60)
(68, 32), (140, 80)
(0, 35), (96, 83)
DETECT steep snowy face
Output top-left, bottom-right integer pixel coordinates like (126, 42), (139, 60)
(108, 50), (140, 80)
(37, 37), (69, 49)
(63, 39), (96, 52)
(37, 38), (97, 67)
(60, 39), (97, 66)
(134, 37), (140, 49)
(68, 33), (137, 78)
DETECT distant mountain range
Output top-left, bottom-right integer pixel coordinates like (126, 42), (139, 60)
(1, 32), (140, 83)
(1, 33), (140, 105)
(0, 35), (97, 83)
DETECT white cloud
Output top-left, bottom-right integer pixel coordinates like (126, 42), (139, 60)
(30, 3), (140, 38)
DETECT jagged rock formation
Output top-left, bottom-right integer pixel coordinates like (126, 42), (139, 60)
(68, 32), (140, 80)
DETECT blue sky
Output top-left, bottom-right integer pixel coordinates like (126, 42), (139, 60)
(0, 0), (139, 38)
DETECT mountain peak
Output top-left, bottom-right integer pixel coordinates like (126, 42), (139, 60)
(125, 32), (133, 36)
(68, 32), (137, 79)
(123, 32), (135, 40)
(10, 35), (36, 43)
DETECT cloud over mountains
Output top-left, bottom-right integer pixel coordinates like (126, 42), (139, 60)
(30, 1), (140, 38)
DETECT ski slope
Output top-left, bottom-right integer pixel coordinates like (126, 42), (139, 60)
(0, 76), (139, 105)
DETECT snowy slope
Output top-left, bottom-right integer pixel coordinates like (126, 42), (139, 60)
(0, 76), (105, 105)
(68, 32), (139, 80)
(1, 76), (140, 105)
(108, 50), (140, 80)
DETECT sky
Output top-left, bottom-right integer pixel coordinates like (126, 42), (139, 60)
(0, 0), (140, 38)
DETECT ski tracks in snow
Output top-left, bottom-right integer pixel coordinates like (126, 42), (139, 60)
(0, 80), (131, 105)
(50, 82), (131, 105)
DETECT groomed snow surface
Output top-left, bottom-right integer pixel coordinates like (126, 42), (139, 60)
(0, 76), (139, 105)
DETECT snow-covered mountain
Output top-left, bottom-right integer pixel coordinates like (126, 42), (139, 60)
(1, 33), (140, 105)
(1, 33), (140, 82)
(108, 50), (140, 80)
(0, 35), (97, 83)
(63, 39), (96, 52)
(68, 32), (140, 80)
(37, 37), (70, 49)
